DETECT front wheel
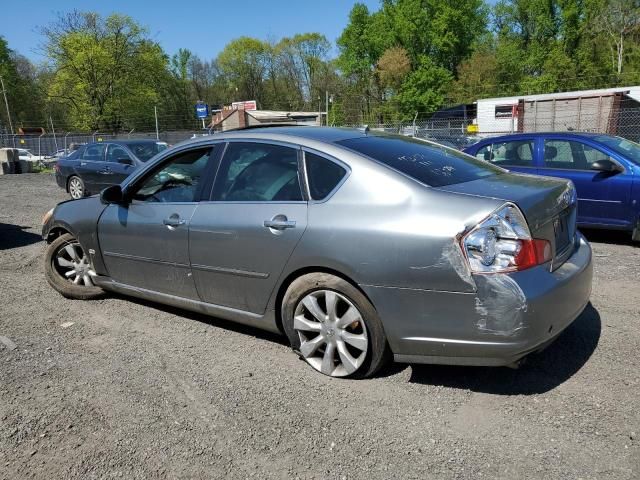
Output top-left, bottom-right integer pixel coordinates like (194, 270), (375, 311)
(282, 273), (389, 378)
(44, 233), (103, 300)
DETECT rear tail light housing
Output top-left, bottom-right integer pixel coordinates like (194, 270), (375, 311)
(461, 203), (551, 273)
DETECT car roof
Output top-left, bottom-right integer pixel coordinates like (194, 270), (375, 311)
(470, 132), (614, 145)
(173, 126), (368, 150)
(82, 139), (167, 147)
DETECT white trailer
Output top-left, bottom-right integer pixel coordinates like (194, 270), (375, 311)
(474, 86), (640, 137)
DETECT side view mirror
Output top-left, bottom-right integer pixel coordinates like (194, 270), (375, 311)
(590, 159), (623, 173)
(100, 185), (126, 205)
(117, 157), (134, 166)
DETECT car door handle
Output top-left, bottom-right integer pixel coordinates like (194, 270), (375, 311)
(163, 217), (186, 227)
(264, 219), (296, 230)
(80, 162), (87, 166)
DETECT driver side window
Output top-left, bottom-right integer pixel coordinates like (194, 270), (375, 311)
(211, 142), (303, 202)
(132, 147), (212, 203)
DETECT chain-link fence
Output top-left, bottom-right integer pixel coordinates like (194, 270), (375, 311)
(0, 130), (207, 158)
(3, 95), (640, 156)
(343, 94), (640, 148)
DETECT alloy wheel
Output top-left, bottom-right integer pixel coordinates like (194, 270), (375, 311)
(53, 241), (96, 287)
(293, 289), (368, 377)
(69, 178), (83, 199)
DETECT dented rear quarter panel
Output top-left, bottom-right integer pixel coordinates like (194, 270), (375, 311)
(278, 147), (504, 294)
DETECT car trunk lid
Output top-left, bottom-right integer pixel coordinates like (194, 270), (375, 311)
(435, 172), (577, 269)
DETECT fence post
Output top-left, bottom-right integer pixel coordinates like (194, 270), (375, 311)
(64, 132), (70, 152)
(38, 133), (43, 158)
(128, 128), (134, 139)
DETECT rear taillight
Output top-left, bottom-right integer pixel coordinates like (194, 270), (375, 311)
(54, 163), (60, 173)
(461, 203), (551, 273)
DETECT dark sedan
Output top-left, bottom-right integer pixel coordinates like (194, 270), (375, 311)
(54, 140), (168, 199)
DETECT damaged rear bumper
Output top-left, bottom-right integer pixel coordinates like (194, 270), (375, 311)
(362, 233), (593, 367)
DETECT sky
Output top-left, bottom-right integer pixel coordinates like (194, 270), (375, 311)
(1, 0), (382, 62)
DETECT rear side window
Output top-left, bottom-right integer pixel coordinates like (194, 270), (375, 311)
(337, 135), (502, 187)
(305, 152), (346, 200)
(489, 140), (534, 167)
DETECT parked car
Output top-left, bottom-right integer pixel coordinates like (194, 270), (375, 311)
(17, 148), (49, 161)
(54, 140), (168, 199)
(464, 133), (640, 241)
(42, 127), (593, 378)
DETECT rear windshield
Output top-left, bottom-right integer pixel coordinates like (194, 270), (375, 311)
(337, 135), (503, 187)
(128, 142), (168, 162)
(594, 135), (640, 165)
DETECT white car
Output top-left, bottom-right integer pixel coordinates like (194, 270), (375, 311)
(17, 148), (49, 161)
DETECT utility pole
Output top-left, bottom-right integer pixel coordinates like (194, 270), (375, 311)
(154, 106), (159, 140)
(325, 91), (329, 127)
(0, 75), (14, 135)
(50, 116), (58, 150)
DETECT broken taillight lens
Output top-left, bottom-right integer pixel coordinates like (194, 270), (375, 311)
(461, 203), (551, 273)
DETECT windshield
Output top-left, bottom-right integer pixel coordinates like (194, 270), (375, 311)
(594, 135), (640, 165)
(128, 142), (168, 162)
(337, 134), (503, 187)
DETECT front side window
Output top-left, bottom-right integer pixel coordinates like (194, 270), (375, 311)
(338, 134), (503, 188)
(305, 152), (347, 200)
(81, 144), (106, 162)
(106, 145), (132, 163)
(132, 147), (212, 203)
(543, 140), (610, 170)
(212, 142), (302, 202)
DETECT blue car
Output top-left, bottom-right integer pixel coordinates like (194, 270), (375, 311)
(54, 140), (168, 199)
(464, 133), (640, 241)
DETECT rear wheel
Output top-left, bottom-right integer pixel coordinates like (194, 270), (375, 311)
(68, 176), (85, 199)
(44, 233), (103, 299)
(282, 273), (389, 378)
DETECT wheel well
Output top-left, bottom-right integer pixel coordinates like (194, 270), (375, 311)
(273, 266), (374, 334)
(46, 227), (71, 243)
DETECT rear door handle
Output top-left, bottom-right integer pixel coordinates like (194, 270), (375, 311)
(264, 219), (296, 230)
(163, 216), (186, 227)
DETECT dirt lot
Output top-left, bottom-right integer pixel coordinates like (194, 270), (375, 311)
(0, 173), (638, 479)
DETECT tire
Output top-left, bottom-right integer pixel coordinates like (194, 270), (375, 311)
(282, 272), (389, 378)
(44, 233), (104, 300)
(68, 176), (86, 199)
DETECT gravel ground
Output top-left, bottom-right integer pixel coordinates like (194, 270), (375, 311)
(1, 173), (638, 480)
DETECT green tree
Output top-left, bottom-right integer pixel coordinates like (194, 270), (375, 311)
(217, 37), (269, 106)
(0, 36), (46, 132)
(42, 11), (169, 132)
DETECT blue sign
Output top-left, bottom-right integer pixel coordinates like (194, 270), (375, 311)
(195, 103), (209, 119)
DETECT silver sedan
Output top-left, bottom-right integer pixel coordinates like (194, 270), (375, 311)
(42, 127), (593, 378)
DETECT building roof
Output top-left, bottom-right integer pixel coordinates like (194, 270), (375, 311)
(247, 110), (321, 121)
(477, 86), (640, 104)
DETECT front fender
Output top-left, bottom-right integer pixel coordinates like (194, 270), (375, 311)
(42, 196), (109, 276)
